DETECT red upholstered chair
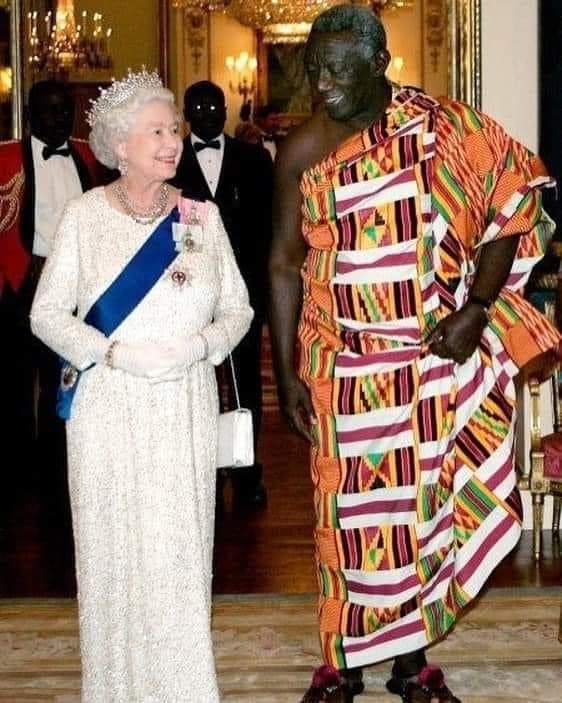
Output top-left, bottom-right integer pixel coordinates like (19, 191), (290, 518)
(528, 363), (562, 560)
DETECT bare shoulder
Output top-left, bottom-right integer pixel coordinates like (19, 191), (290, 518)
(276, 111), (327, 178)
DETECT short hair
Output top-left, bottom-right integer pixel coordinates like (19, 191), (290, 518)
(28, 80), (71, 111)
(255, 104), (280, 121)
(308, 4), (387, 59)
(239, 100), (252, 121)
(89, 86), (176, 169)
(184, 80), (225, 109)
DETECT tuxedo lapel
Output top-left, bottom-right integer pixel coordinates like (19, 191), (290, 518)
(21, 138), (36, 253)
(214, 136), (234, 208)
(69, 142), (92, 192)
(179, 139), (214, 201)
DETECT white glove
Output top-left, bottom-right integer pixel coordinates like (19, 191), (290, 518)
(111, 341), (187, 379)
(147, 334), (208, 384)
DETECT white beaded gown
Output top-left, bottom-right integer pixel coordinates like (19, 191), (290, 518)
(30, 187), (253, 702)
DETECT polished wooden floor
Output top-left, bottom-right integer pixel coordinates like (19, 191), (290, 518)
(0, 411), (561, 599)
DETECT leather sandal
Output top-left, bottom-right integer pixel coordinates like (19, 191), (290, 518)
(386, 665), (461, 702)
(300, 664), (365, 703)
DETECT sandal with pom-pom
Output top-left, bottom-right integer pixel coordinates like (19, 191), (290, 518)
(386, 664), (461, 702)
(300, 664), (364, 703)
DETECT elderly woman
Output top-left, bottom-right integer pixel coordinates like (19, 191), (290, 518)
(30, 69), (253, 702)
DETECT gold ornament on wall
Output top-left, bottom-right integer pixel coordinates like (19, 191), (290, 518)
(171, 0), (230, 72)
(425, 0), (447, 73)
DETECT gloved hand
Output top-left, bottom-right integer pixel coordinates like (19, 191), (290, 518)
(147, 334), (208, 384)
(111, 341), (188, 379)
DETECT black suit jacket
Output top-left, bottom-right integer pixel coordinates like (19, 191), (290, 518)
(170, 134), (273, 320)
(20, 137), (95, 255)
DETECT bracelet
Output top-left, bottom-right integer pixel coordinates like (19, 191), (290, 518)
(104, 340), (119, 369)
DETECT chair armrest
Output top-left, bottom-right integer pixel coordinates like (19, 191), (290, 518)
(529, 377), (543, 452)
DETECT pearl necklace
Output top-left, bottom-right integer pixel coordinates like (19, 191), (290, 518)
(114, 181), (169, 225)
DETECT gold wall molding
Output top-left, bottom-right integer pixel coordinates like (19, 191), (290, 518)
(448, 0), (481, 109)
(425, 0), (447, 73)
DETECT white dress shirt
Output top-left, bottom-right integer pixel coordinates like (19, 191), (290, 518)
(190, 132), (225, 197)
(262, 135), (277, 162)
(31, 135), (84, 257)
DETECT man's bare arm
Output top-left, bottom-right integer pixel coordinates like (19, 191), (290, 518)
(268, 131), (314, 441)
(429, 236), (520, 362)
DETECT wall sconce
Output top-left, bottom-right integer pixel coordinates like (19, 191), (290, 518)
(0, 67), (12, 102)
(225, 51), (257, 103)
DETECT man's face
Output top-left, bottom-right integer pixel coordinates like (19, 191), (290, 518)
(185, 90), (226, 142)
(262, 113), (278, 134)
(305, 32), (386, 122)
(30, 89), (74, 147)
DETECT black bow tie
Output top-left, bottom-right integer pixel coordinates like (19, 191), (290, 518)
(194, 140), (221, 153)
(43, 145), (71, 160)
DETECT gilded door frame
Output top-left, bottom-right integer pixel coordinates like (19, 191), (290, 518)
(9, 0), (23, 138)
(448, 0), (482, 109)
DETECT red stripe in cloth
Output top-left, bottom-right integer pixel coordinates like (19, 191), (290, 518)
(336, 251), (417, 274)
(417, 512), (454, 549)
(336, 168), (416, 215)
(420, 560), (454, 602)
(339, 497), (416, 519)
(345, 617), (425, 654)
(338, 418), (411, 443)
(455, 515), (513, 587)
(347, 573), (419, 596)
(484, 454), (513, 492)
(336, 348), (420, 369)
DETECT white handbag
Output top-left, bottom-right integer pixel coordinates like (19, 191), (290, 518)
(217, 354), (254, 469)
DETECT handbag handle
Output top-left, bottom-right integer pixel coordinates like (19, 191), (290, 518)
(228, 353), (241, 410)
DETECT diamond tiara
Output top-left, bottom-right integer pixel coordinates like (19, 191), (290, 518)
(86, 67), (165, 128)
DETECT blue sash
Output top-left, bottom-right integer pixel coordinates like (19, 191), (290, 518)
(57, 207), (181, 420)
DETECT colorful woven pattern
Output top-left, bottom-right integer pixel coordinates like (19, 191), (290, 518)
(297, 89), (559, 669)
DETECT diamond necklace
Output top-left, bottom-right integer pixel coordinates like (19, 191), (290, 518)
(114, 181), (170, 225)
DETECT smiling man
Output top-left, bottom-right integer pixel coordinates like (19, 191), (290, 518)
(269, 5), (559, 703)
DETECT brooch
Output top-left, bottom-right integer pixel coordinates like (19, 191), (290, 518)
(168, 264), (192, 288)
(172, 206), (203, 254)
(60, 363), (79, 390)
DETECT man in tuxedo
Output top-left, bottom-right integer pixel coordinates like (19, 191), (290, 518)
(254, 104), (281, 161)
(0, 80), (104, 484)
(170, 80), (273, 508)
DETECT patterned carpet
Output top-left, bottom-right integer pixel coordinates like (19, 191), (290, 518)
(0, 588), (560, 702)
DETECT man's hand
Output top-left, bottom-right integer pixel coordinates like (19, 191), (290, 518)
(428, 303), (488, 364)
(279, 375), (315, 443)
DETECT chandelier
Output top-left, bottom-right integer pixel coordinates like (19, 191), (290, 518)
(27, 1), (113, 76)
(371, 0), (413, 12)
(170, 1), (413, 46)
(228, 1), (332, 44)
(227, 1), (413, 44)
(171, 0), (231, 18)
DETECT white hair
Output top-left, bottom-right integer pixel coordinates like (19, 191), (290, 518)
(89, 86), (176, 169)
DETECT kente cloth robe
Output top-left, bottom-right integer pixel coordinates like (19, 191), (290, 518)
(297, 88), (559, 668)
